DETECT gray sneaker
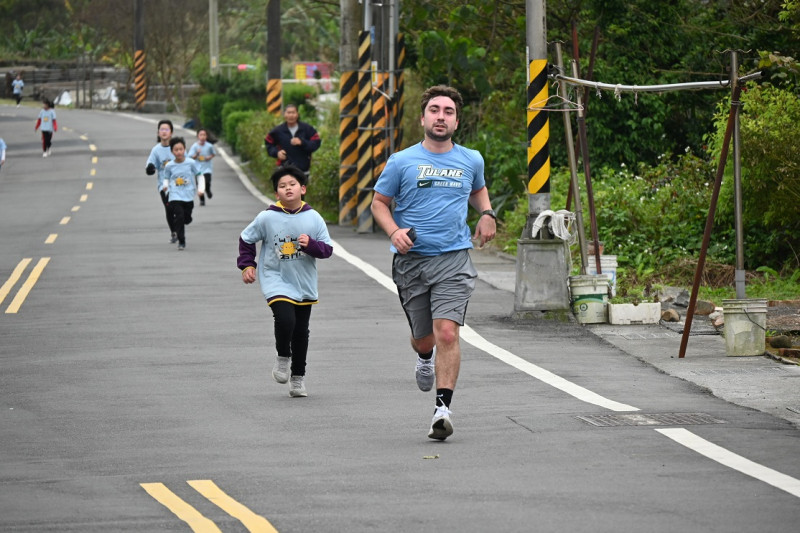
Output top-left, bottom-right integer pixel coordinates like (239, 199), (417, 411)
(289, 375), (307, 397)
(415, 348), (435, 391)
(428, 404), (453, 440)
(272, 356), (290, 384)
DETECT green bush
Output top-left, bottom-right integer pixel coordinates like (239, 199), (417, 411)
(224, 110), (255, 154)
(199, 93), (227, 136)
(708, 83), (800, 269)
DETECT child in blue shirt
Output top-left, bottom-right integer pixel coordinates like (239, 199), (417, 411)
(188, 128), (217, 206)
(34, 99), (57, 157)
(145, 119), (177, 243)
(162, 137), (203, 250)
(237, 166), (333, 397)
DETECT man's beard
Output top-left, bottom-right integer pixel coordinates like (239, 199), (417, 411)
(425, 124), (453, 143)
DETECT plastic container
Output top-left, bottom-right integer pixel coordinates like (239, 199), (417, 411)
(722, 299), (768, 356)
(586, 255), (618, 297)
(569, 275), (610, 324)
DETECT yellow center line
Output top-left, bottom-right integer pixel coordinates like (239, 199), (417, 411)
(60, 216), (70, 225)
(89, 144), (97, 151)
(140, 483), (222, 533)
(80, 194), (88, 202)
(90, 168), (96, 176)
(86, 182), (93, 190)
(188, 480), (279, 533)
(80, 134), (88, 141)
(45, 234), (57, 244)
(6, 257), (50, 314)
(0, 258), (32, 306)
(92, 156), (98, 164)
(71, 206), (80, 212)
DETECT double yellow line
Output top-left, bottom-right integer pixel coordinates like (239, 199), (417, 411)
(0, 257), (50, 314)
(141, 479), (278, 532)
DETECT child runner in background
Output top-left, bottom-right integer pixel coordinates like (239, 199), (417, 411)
(145, 119), (177, 243)
(12, 74), (24, 107)
(34, 99), (57, 157)
(237, 165), (333, 398)
(161, 137), (203, 250)
(187, 128), (217, 206)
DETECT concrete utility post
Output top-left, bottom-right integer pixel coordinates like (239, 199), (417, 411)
(133, 0), (147, 111)
(266, 0), (282, 116)
(514, 0), (571, 313)
(209, 0), (220, 75)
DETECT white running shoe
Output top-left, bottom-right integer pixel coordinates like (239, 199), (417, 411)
(415, 348), (435, 391)
(272, 356), (290, 383)
(289, 375), (307, 397)
(428, 404), (453, 440)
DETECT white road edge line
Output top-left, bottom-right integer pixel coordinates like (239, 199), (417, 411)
(657, 428), (800, 499)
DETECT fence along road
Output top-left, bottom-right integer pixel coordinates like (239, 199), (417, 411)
(0, 104), (799, 532)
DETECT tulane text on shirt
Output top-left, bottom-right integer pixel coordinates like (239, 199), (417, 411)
(415, 165), (465, 188)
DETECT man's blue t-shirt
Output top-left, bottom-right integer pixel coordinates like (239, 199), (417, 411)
(374, 142), (485, 256)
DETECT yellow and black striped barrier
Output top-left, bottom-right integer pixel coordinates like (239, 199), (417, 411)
(393, 33), (406, 150)
(134, 49), (147, 111)
(372, 71), (389, 182)
(338, 70), (359, 225)
(356, 31), (374, 233)
(266, 78), (282, 116)
(527, 59), (550, 194)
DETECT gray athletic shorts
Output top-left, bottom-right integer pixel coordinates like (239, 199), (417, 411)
(392, 249), (477, 339)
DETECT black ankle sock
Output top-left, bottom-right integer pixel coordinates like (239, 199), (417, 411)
(436, 389), (453, 408)
(418, 350), (434, 360)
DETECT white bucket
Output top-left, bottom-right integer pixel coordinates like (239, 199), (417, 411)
(722, 299), (768, 356)
(569, 275), (610, 324)
(586, 255), (618, 297)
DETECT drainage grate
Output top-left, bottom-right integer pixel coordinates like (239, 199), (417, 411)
(577, 412), (726, 427)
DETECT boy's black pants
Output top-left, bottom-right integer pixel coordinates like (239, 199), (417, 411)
(269, 301), (312, 377)
(169, 200), (194, 245)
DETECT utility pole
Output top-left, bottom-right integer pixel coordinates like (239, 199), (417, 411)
(338, 0), (361, 225)
(209, 0), (219, 75)
(133, 0), (147, 111)
(266, 0), (282, 116)
(514, 0), (571, 313)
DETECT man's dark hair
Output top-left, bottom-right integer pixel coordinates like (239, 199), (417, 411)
(420, 85), (463, 122)
(270, 164), (307, 191)
(169, 137), (185, 150)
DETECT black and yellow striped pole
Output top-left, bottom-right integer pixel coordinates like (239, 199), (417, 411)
(371, 71), (389, 182)
(393, 33), (406, 150)
(338, 70), (359, 225)
(527, 58), (550, 198)
(134, 0), (146, 111)
(266, 79), (282, 117)
(266, 0), (282, 116)
(356, 31), (374, 233)
(514, 0), (570, 313)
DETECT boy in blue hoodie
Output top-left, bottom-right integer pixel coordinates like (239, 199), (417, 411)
(237, 166), (333, 397)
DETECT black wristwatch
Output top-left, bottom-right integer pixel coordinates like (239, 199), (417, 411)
(481, 209), (497, 220)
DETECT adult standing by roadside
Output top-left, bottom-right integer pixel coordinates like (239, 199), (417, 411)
(264, 104), (321, 177)
(12, 73), (24, 107)
(0, 138), (6, 171)
(370, 85), (497, 441)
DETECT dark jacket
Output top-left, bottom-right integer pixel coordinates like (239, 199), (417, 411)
(264, 121), (321, 172)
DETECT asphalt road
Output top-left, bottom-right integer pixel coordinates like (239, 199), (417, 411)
(1, 105), (799, 532)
